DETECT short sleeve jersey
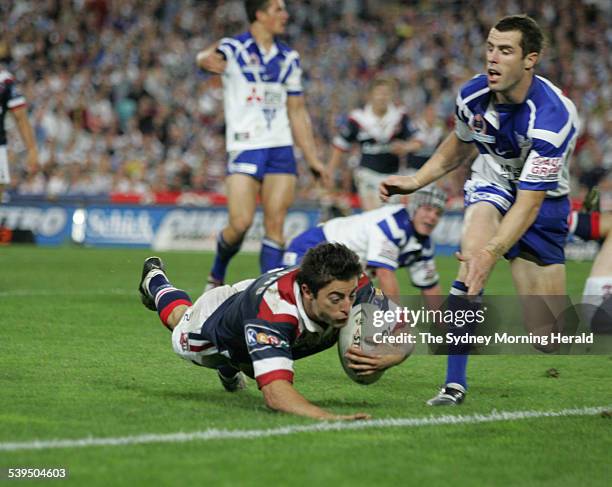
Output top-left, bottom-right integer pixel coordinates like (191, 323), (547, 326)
(454, 74), (579, 198)
(216, 32), (302, 152)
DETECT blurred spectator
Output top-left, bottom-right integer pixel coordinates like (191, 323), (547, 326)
(0, 0), (608, 207)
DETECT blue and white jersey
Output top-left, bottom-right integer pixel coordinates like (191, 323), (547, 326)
(217, 32), (302, 152)
(322, 205), (439, 289)
(455, 74), (579, 198)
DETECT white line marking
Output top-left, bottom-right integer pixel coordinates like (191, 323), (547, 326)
(0, 289), (132, 297)
(0, 289), (199, 297)
(0, 406), (608, 452)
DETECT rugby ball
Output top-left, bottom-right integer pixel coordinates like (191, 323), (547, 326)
(337, 304), (385, 385)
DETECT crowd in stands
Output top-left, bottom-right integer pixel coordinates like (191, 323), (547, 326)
(1, 0), (610, 208)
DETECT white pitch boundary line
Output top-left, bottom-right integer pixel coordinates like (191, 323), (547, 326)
(1, 406), (609, 452)
(0, 288), (199, 297)
(0, 289), (133, 297)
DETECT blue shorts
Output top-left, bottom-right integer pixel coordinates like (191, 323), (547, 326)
(282, 226), (326, 267)
(227, 146), (297, 181)
(464, 182), (570, 265)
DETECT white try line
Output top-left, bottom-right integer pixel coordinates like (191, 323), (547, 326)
(1, 406), (609, 452)
(0, 288), (199, 297)
(0, 289), (133, 297)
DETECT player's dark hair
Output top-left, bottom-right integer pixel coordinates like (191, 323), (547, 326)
(297, 243), (362, 297)
(245, 0), (271, 23)
(494, 15), (544, 57)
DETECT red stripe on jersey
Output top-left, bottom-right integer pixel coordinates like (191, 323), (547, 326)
(257, 297), (299, 327)
(256, 369), (294, 389)
(189, 342), (215, 352)
(591, 212), (601, 240)
(277, 270), (298, 305)
(348, 116), (361, 129)
(357, 272), (371, 291)
(159, 299), (192, 325)
(9, 103), (26, 111)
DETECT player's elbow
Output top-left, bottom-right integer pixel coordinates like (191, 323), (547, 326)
(261, 380), (293, 412)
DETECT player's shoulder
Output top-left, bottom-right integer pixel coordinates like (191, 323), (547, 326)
(275, 39), (298, 57)
(457, 74), (489, 103)
(347, 107), (367, 126)
(219, 31), (252, 51)
(365, 204), (405, 223)
(527, 76), (576, 131)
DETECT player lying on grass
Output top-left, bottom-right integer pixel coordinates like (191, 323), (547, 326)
(283, 185), (446, 303)
(138, 243), (408, 420)
(568, 193), (612, 333)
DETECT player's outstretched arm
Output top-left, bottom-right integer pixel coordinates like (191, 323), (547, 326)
(460, 189), (547, 294)
(287, 95), (329, 186)
(379, 132), (476, 201)
(11, 106), (38, 170)
(196, 43), (227, 74)
(260, 379), (370, 420)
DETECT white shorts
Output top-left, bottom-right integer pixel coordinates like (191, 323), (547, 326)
(0, 146), (9, 185)
(170, 279), (254, 367)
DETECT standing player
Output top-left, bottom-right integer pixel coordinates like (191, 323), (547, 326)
(138, 243), (408, 420)
(196, 0), (326, 289)
(327, 76), (420, 210)
(380, 15), (579, 405)
(568, 198), (612, 332)
(283, 186), (447, 302)
(0, 68), (38, 201)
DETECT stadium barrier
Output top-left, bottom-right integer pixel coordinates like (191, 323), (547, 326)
(0, 198), (595, 259)
(0, 201), (465, 255)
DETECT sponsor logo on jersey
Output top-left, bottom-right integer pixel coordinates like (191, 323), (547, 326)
(525, 156), (562, 180)
(245, 324), (289, 350)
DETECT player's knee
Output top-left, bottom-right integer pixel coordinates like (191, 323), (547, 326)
(229, 214), (254, 235)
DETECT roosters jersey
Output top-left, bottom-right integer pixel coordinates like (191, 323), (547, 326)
(0, 70), (27, 146)
(217, 32), (302, 152)
(332, 104), (414, 174)
(191, 267), (388, 389)
(455, 74), (578, 199)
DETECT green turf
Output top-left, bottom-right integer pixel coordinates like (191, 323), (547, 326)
(0, 246), (610, 486)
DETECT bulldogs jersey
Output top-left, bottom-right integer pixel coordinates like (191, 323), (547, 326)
(332, 104), (415, 174)
(322, 205), (439, 289)
(189, 267), (387, 389)
(217, 32), (302, 152)
(0, 70), (27, 146)
(455, 74), (578, 199)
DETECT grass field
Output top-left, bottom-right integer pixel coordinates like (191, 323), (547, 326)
(1, 246), (611, 486)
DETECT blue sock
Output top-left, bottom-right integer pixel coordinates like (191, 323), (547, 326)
(444, 280), (481, 389)
(260, 237), (284, 273)
(210, 232), (243, 282)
